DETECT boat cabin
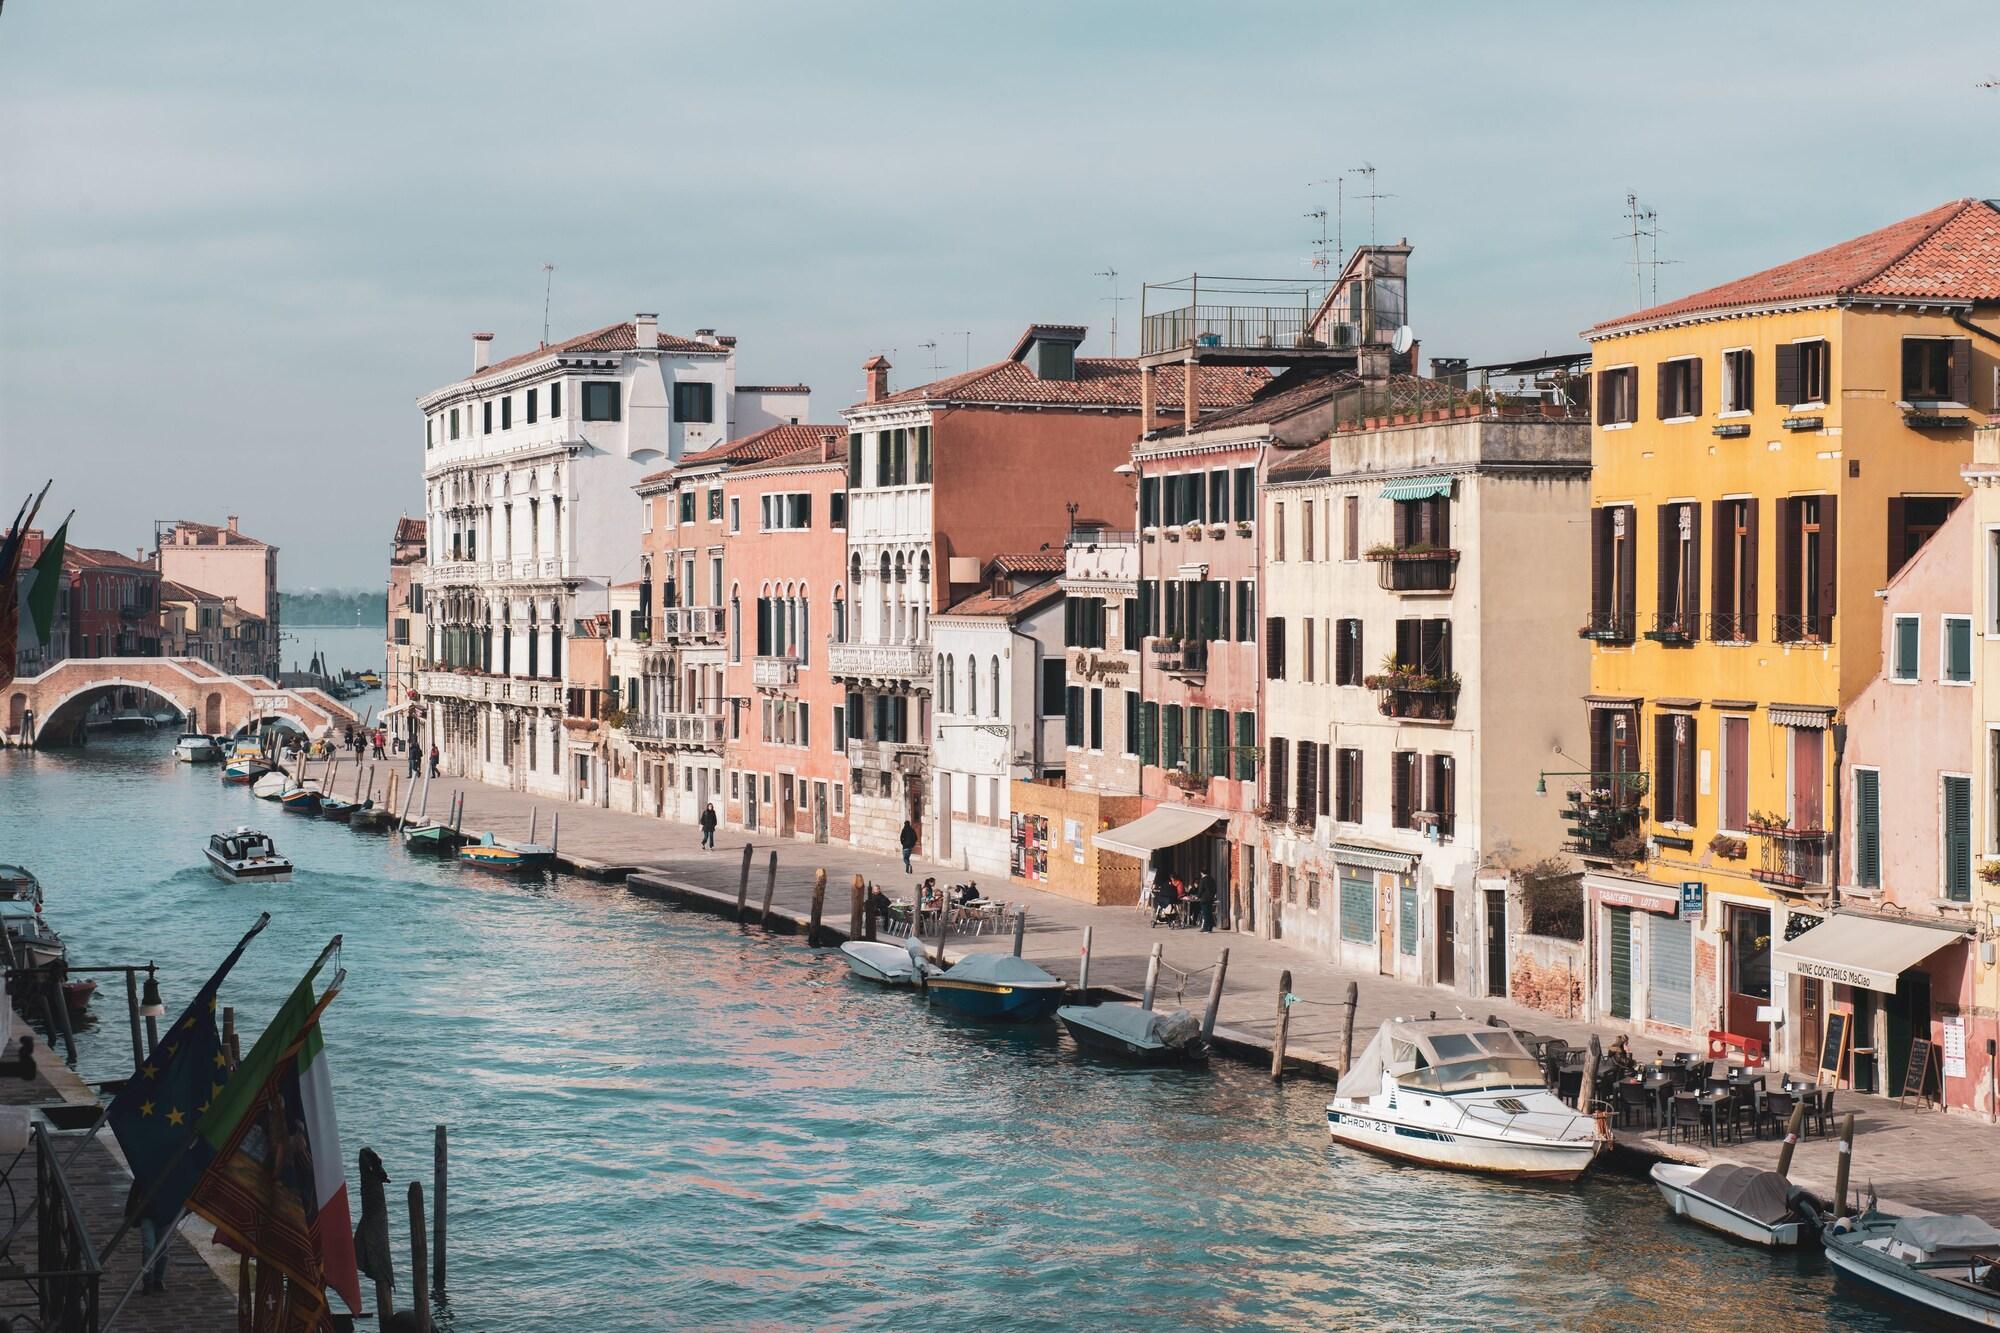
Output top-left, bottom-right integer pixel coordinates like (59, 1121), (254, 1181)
(1338, 1018), (1547, 1099)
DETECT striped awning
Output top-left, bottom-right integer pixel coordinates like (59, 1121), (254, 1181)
(1379, 475), (1454, 502)
(1330, 841), (1421, 874)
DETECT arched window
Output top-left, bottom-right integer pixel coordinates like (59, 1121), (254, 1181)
(943, 655), (954, 713)
(832, 590), (846, 645)
(966, 656), (977, 717)
(991, 656), (1001, 717)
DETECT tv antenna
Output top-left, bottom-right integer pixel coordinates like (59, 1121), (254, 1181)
(1619, 192), (1680, 303)
(1095, 268), (1128, 356)
(1346, 163), (1394, 249)
(540, 262), (557, 346)
(1305, 207), (1332, 299)
(919, 340), (944, 373)
(952, 331), (972, 372)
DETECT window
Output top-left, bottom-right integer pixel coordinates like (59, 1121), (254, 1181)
(1945, 774), (1973, 902)
(1428, 754), (1455, 840)
(1086, 688), (1103, 750)
(1656, 358), (1701, 420)
(501, 396), (513, 430)
(1945, 615), (1973, 684)
(1266, 737), (1289, 820)
(1209, 470), (1229, 523)
(1040, 659), (1065, 717)
(1265, 617), (1286, 680)
(1124, 691), (1140, 756)
(1721, 348), (1754, 414)
(1235, 581), (1255, 641)
(1710, 498), (1758, 642)
(1065, 686), (1084, 748)
(1271, 503), (1285, 560)
(1656, 502), (1701, 637)
(482, 401), (493, 434)
(729, 497), (741, 533)
(1654, 712), (1697, 827)
(761, 493), (814, 531)
(1141, 701), (1159, 765)
(582, 381), (622, 421)
(1720, 715), (1749, 833)
(1343, 494), (1359, 561)
(1335, 748), (1362, 823)
(848, 436), (864, 490)
(1853, 767), (1880, 889)
(1163, 705), (1184, 769)
(1302, 500), (1316, 561)
(1399, 886), (1419, 955)
(1892, 614), (1921, 681)
(708, 489), (723, 522)
(1903, 337), (1972, 404)
(1065, 597), (1106, 648)
(1597, 366), (1638, 425)
(1294, 739), (1319, 820)
(829, 493), (846, 529)
(1775, 339), (1830, 406)
(526, 388), (538, 424)
(1888, 496), (1957, 579)
(1339, 873), (1373, 944)
(1587, 505), (1637, 639)
(1302, 617), (1315, 681)
(679, 491), (696, 525)
(673, 381), (714, 423)
(449, 407), (459, 440)
(914, 426), (931, 484)
(1140, 475), (1160, 528)
(1390, 750), (1418, 830)
(1775, 495), (1836, 643)
(1235, 711), (1255, 781)
(833, 705), (846, 750)
(550, 382), (562, 417)
(1334, 618), (1362, 686)
(1233, 466), (1255, 522)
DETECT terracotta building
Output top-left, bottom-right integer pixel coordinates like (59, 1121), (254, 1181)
(155, 518), (279, 676)
(64, 544), (162, 659)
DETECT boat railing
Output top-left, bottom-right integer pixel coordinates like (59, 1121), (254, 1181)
(1449, 1096), (1600, 1144)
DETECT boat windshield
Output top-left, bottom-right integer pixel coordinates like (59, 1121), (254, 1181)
(1403, 1031), (1543, 1093)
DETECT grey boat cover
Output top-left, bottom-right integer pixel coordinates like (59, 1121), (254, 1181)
(1065, 1002), (1201, 1049)
(1892, 1214), (2000, 1257)
(1335, 1016), (1535, 1099)
(1688, 1164), (1793, 1226)
(939, 953), (1062, 988)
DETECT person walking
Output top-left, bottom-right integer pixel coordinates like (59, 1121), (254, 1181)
(1197, 872), (1218, 933)
(407, 741), (421, 778)
(372, 728), (386, 759)
(428, 743), (441, 778)
(899, 819), (918, 874)
(699, 802), (718, 849)
(126, 1181), (168, 1293)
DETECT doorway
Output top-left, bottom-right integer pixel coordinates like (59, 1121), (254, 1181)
(1436, 888), (1456, 988)
(1485, 889), (1508, 998)
(814, 782), (829, 843)
(1725, 905), (1773, 1051)
(1887, 969), (1933, 1095)
(746, 776), (759, 833)
(696, 767), (711, 822)
(780, 773), (796, 838)
(1378, 881), (1396, 976)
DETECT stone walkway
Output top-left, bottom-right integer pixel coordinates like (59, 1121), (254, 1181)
(385, 764), (1997, 1218)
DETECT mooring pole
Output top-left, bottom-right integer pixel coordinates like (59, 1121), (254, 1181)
(809, 869), (827, 946)
(1141, 942), (1163, 1011)
(1341, 980), (1359, 1075)
(409, 1181), (431, 1333)
(1776, 1104), (1806, 1179)
(1077, 926), (1093, 996)
(433, 1124), (447, 1292)
(1201, 948), (1230, 1042)
(1271, 969), (1293, 1083)
(1012, 909), (1026, 958)
(736, 845), (753, 921)
(760, 851), (779, 926)
(850, 874), (865, 941)
(1833, 1113), (1856, 1216)
(123, 968), (143, 1072)
(933, 896), (951, 968)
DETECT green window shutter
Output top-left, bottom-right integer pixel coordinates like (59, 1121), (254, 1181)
(1065, 686), (1084, 748)
(1945, 774), (1972, 901)
(1607, 906), (1633, 1020)
(1855, 768), (1881, 888)
(1339, 873), (1373, 943)
(1948, 617), (1972, 683)
(1164, 706), (1183, 768)
(1208, 709), (1228, 778)
(1141, 702), (1158, 766)
(1895, 617), (1919, 680)
(1124, 691), (1140, 756)
(1235, 712), (1255, 781)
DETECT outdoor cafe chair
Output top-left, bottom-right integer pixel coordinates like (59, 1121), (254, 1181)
(1615, 1080), (1654, 1130)
(1758, 1090), (1795, 1140)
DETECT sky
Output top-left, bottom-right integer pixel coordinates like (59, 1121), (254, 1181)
(1, 2), (1995, 586)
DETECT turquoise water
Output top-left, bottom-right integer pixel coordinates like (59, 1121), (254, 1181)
(0, 711), (1897, 1330)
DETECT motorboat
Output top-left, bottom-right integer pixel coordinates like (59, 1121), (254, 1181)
(251, 771), (292, 800)
(61, 979), (96, 1015)
(458, 834), (529, 871)
(318, 794), (368, 822)
(278, 781), (323, 814)
(205, 828), (293, 883)
(839, 937), (936, 987)
(173, 733), (222, 764)
(403, 822), (467, 855)
(1825, 1211), (2000, 1325)
(0, 901), (66, 969)
(223, 756), (275, 785)
(0, 865), (44, 907)
(1057, 1002), (1208, 1065)
(1651, 1162), (1812, 1247)
(495, 837), (555, 868)
(1325, 1017), (1607, 1182)
(925, 953), (1066, 1023)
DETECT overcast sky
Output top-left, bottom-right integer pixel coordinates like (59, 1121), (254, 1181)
(2, 2), (1994, 586)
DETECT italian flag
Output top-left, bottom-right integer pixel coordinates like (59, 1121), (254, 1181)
(297, 1021), (361, 1315)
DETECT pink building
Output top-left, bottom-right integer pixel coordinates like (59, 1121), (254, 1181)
(155, 518), (279, 676)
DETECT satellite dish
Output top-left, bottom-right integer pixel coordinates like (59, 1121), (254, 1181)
(1392, 325), (1415, 355)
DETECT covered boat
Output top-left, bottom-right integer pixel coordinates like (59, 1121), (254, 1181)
(318, 795), (367, 822)
(1651, 1162), (1809, 1247)
(205, 828), (292, 883)
(925, 953), (1066, 1022)
(251, 771), (292, 800)
(0, 865), (44, 907)
(839, 937), (935, 987)
(1058, 1002), (1207, 1064)
(173, 733), (222, 763)
(0, 901), (65, 968)
(1325, 1017), (1606, 1181)
(1826, 1212), (2000, 1326)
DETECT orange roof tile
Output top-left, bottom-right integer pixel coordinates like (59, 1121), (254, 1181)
(638, 423), (847, 484)
(864, 333), (1266, 411)
(476, 320), (726, 380)
(939, 579), (1064, 620)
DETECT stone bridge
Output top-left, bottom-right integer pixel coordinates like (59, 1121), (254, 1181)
(4, 657), (360, 747)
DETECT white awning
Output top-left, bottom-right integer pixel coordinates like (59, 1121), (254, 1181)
(1092, 805), (1221, 860)
(378, 702), (412, 720)
(1774, 912), (1968, 994)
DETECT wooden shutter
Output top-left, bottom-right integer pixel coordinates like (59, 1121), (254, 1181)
(1391, 751), (1412, 827)
(1296, 741), (1318, 819)
(1266, 617), (1285, 679)
(1431, 755), (1455, 824)
(1685, 502), (1702, 630)
(1590, 508), (1611, 615)
(1677, 716), (1696, 829)
(1318, 742), (1332, 815)
(1210, 709), (1228, 779)
(1886, 496), (1908, 580)
(1710, 500), (1734, 627)
(1854, 768), (1880, 888)
(1951, 337), (1974, 406)
(1597, 372), (1613, 425)
(1774, 343), (1802, 406)
(1141, 701), (1158, 765)
(1236, 711), (1255, 781)
(1654, 713), (1677, 822)
(1267, 736), (1289, 814)
(1689, 356), (1703, 416)
(1815, 495), (1839, 633)
(1946, 775), (1972, 901)
(1655, 362), (1670, 420)
(1616, 506), (1637, 623)
(1723, 716), (1749, 831)
(1656, 504), (1676, 622)
(1742, 499), (1760, 639)
(1589, 710), (1610, 778)
(1774, 497), (1798, 622)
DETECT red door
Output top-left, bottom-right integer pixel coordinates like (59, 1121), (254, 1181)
(1725, 905), (1773, 1052)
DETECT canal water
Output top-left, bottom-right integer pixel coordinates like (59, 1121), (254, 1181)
(0, 633), (1897, 1330)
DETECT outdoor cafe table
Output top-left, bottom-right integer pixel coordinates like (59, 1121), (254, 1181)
(1673, 1091), (1735, 1146)
(1776, 1080), (1829, 1132)
(1620, 1073), (1679, 1123)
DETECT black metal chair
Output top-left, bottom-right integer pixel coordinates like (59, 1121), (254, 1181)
(1758, 1089), (1795, 1139)
(1816, 1088), (1836, 1138)
(1556, 1067), (1583, 1108)
(1669, 1094), (1706, 1146)
(1616, 1081), (1653, 1130)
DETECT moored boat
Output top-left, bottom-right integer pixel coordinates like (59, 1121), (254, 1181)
(278, 781), (323, 814)
(61, 979), (96, 1015)
(222, 757), (274, 784)
(458, 834), (529, 870)
(251, 771), (292, 800)
(173, 733), (222, 764)
(0, 900), (66, 969)
(319, 795), (367, 822)
(1825, 1211), (2000, 1326)
(1325, 1017), (1606, 1182)
(0, 865), (44, 907)
(839, 938), (935, 987)
(1058, 1002), (1208, 1064)
(925, 953), (1066, 1022)
(403, 822), (467, 855)
(1650, 1162), (1810, 1248)
(205, 828), (293, 883)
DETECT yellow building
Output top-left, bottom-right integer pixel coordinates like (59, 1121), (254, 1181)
(1575, 199), (2000, 1073)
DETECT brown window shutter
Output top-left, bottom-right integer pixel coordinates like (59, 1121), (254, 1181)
(1816, 494), (1839, 630)
(1435, 496), (1452, 549)
(1597, 372), (1613, 425)
(1296, 741), (1317, 819)
(1774, 497), (1797, 620)
(1677, 717), (1697, 825)
(1686, 502), (1702, 630)
(1391, 752), (1412, 827)
(1710, 500), (1733, 623)
(1436, 756), (1455, 824)
(1396, 618), (1420, 667)
(1740, 349), (1754, 410)
(1774, 343), (1802, 406)
(1616, 507), (1637, 620)
(1656, 503), (1676, 619)
(1589, 711), (1609, 777)
(1590, 508), (1611, 614)
(1267, 736), (1289, 813)
(1742, 499), (1759, 638)
(1688, 357), (1703, 416)
(1655, 362), (1670, 420)
(1951, 337), (1974, 406)
(1266, 617), (1285, 679)
(1886, 496), (1908, 580)
(1319, 742), (1332, 816)
(1654, 713), (1676, 822)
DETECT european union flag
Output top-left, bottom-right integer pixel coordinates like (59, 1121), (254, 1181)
(108, 913), (268, 1226)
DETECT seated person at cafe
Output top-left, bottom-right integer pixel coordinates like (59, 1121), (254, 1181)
(1607, 1035), (1638, 1080)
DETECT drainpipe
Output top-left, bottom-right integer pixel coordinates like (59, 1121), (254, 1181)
(1830, 722), (1847, 910)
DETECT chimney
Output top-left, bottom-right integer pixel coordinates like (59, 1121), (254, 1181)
(226, 515), (240, 534)
(635, 313), (659, 350)
(863, 355), (891, 404)
(472, 332), (494, 372)
(820, 432), (834, 462)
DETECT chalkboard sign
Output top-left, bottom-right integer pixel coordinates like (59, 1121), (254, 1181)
(1900, 1037), (1936, 1108)
(1818, 1011), (1850, 1084)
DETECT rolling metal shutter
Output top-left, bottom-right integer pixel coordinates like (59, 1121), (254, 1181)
(1398, 885), (1419, 956)
(1607, 906), (1633, 1020)
(1647, 914), (1693, 1029)
(1340, 872), (1374, 943)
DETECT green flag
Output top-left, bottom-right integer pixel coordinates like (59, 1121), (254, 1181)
(19, 516), (67, 651)
(195, 936), (340, 1149)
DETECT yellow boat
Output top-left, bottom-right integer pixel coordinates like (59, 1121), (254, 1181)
(457, 836), (527, 871)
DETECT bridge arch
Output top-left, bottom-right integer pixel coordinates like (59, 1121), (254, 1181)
(3, 659), (356, 748)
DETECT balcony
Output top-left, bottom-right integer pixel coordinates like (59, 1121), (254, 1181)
(1366, 545), (1459, 593)
(1152, 637), (1208, 678)
(1578, 610), (1635, 644)
(627, 711), (725, 749)
(1561, 774), (1650, 860)
(1642, 610), (1698, 646)
(660, 606), (725, 643)
(847, 737), (926, 774)
(828, 640), (932, 686)
(1750, 824), (1831, 890)
(1707, 611), (1754, 644)
(753, 655), (800, 690)
(1774, 612), (1833, 646)
(1365, 667), (1460, 724)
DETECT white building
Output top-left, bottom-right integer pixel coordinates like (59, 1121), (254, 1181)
(929, 556), (1066, 875)
(414, 314), (804, 799)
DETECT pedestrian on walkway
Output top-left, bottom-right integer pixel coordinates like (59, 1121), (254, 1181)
(1197, 872), (1218, 933)
(407, 743), (421, 778)
(126, 1181), (168, 1293)
(699, 802), (718, 849)
(428, 743), (441, 778)
(900, 819), (918, 873)
(372, 728), (386, 759)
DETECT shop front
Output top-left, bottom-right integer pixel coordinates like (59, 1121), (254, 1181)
(1585, 873), (1701, 1044)
(1092, 803), (1229, 923)
(1327, 843), (1420, 981)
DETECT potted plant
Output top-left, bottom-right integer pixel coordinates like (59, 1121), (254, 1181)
(1979, 862), (2000, 885)
(1708, 833), (1747, 861)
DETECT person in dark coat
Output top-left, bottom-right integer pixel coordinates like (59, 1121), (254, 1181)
(1197, 873), (1218, 933)
(866, 885), (893, 933)
(699, 803), (718, 849)
(428, 743), (441, 778)
(900, 820), (918, 873)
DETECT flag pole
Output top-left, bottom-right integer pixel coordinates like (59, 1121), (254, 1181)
(96, 1203), (191, 1331)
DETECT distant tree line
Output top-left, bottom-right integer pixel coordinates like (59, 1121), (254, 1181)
(280, 588), (388, 626)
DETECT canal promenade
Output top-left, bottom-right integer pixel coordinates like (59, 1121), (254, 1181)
(384, 765), (1987, 1220)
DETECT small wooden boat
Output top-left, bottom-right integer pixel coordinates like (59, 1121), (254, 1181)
(458, 834), (529, 870)
(925, 954), (1066, 1022)
(173, 733), (222, 764)
(1651, 1163), (1809, 1247)
(1825, 1211), (2000, 1326)
(839, 938), (936, 987)
(403, 822), (467, 855)
(0, 865), (44, 907)
(62, 979), (96, 1015)
(205, 828), (292, 883)
(1058, 1002), (1208, 1064)
(0, 902), (65, 968)
(251, 771), (292, 800)
(318, 796), (368, 823)
(278, 782), (323, 814)
(222, 758), (273, 784)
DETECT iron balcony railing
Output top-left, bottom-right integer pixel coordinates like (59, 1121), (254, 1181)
(1707, 611), (1754, 643)
(1774, 611), (1834, 646)
(1751, 825), (1832, 889)
(1366, 546), (1459, 593)
(627, 711), (725, 747)
(1643, 610), (1699, 645)
(28, 1122), (102, 1331)
(1578, 609), (1636, 643)
(1152, 637), (1209, 677)
(1561, 772), (1650, 859)
(1140, 303), (1318, 357)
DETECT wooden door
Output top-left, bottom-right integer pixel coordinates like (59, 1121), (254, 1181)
(1435, 888), (1456, 987)
(1725, 905), (1773, 1048)
(814, 782), (829, 843)
(780, 774), (796, 837)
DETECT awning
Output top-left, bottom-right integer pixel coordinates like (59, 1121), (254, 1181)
(1774, 912), (1968, 994)
(1330, 841), (1420, 875)
(378, 702), (411, 720)
(1092, 805), (1221, 860)
(1379, 475), (1454, 502)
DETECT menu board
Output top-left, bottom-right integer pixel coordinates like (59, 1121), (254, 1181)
(1818, 1010), (1850, 1083)
(1944, 1015), (1968, 1079)
(1901, 1037), (1935, 1107)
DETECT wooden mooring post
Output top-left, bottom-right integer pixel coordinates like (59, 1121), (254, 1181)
(760, 851), (779, 926)
(933, 897), (950, 968)
(1077, 926), (1093, 996)
(1012, 909), (1026, 958)
(849, 875), (865, 941)
(356, 1148), (394, 1324)
(1340, 980), (1359, 1075)
(1201, 948), (1229, 1042)
(123, 968), (143, 1072)
(1271, 970), (1293, 1083)
(408, 1181), (431, 1333)
(433, 1124), (448, 1292)
(1833, 1113), (1856, 1216)
(809, 869), (827, 946)
(736, 845), (753, 921)
(1776, 1104), (1806, 1178)
(1141, 943), (1163, 1011)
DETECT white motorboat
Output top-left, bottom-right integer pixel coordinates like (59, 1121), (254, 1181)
(205, 828), (292, 883)
(839, 937), (936, 987)
(1651, 1162), (1809, 1247)
(1325, 1017), (1607, 1182)
(173, 733), (222, 763)
(1825, 1212), (2000, 1326)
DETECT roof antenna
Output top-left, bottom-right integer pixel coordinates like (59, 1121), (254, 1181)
(919, 340), (943, 373)
(1346, 163), (1394, 250)
(1618, 193), (1680, 303)
(1095, 268), (1127, 356)
(952, 331), (972, 372)
(540, 262), (557, 347)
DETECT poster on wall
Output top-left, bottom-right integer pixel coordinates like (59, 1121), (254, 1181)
(1065, 818), (1084, 864)
(1944, 1014), (1967, 1079)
